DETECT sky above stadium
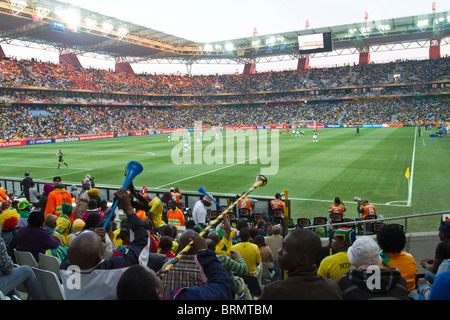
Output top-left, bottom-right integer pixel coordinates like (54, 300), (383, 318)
(63, 0), (448, 42)
(2, 0), (450, 74)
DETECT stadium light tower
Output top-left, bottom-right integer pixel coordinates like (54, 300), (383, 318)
(243, 27), (258, 74)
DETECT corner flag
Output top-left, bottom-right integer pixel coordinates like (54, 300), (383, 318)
(405, 167), (410, 180)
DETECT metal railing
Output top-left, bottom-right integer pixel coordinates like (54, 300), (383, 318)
(2, 177), (446, 233)
(0, 178), (290, 222)
(301, 211), (448, 235)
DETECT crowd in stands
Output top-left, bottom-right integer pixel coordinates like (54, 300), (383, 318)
(1, 56), (449, 95)
(0, 97), (448, 141)
(1, 172), (449, 300)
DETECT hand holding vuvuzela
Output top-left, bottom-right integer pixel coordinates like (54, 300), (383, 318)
(161, 175), (268, 275)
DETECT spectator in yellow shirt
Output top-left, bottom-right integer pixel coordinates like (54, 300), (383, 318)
(318, 228), (355, 282)
(231, 228), (261, 275)
(148, 192), (172, 233)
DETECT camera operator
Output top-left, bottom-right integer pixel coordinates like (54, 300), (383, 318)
(354, 198), (376, 234)
(356, 198), (376, 219)
(329, 197), (346, 217)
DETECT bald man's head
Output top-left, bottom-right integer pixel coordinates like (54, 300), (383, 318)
(67, 231), (104, 269)
(179, 229), (197, 254)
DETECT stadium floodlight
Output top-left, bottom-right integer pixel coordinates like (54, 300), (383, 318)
(417, 19), (429, 27)
(118, 27), (128, 36)
(204, 44), (213, 52)
(214, 44), (223, 50)
(378, 24), (391, 31)
(36, 6), (51, 17)
(360, 27), (372, 34)
(252, 39), (261, 47)
(103, 22), (114, 33)
(434, 17), (445, 25)
(348, 28), (357, 35)
(55, 8), (80, 26)
(276, 35), (285, 43)
(11, 0), (27, 9)
(85, 18), (97, 28)
(225, 43), (234, 51)
(265, 37), (276, 45)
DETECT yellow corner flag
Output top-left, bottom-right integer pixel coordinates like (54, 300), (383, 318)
(405, 167), (410, 180)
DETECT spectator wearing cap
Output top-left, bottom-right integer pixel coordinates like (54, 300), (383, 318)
(43, 214), (68, 262)
(17, 200), (33, 228)
(337, 236), (409, 300)
(55, 203), (73, 245)
(37, 183), (53, 212)
(87, 188), (102, 208)
(420, 221), (450, 284)
(192, 195), (213, 229)
(318, 228), (355, 283)
(16, 210), (61, 262)
(44, 176), (72, 218)
(17, 200), (33, 219)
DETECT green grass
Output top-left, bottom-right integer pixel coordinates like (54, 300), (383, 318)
(1, 127), (448, 233)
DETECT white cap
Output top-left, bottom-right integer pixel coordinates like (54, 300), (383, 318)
(347, 237), (382, 268)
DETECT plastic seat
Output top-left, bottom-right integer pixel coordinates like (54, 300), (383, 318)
(38, 253), (62, 281)
(32, 267), (66, 300)
(209, 210), (219, 220)
(227, 213), (236, 222)
(239, 208), (250, 218)
(330, 213), (343, 224)
(273, 209), (283, 218)
(313, 217), (328, 236)
(14, 249), (38, 268)
(297, 218), (311, 228)
(252, 213), (263, 223)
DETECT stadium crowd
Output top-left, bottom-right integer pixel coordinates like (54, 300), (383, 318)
(0, 97), (448, 141)
(1, 56), (449, 95)
(1, 173), (449, 300)
(0, 55), (449, 300)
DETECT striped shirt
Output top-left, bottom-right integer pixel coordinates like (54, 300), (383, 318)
(162, 254), (205, 297)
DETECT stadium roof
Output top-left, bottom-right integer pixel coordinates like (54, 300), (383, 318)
(0, 0), (449, 65)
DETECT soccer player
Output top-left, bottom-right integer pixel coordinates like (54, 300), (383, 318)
(56, 149), (69, 168)
(313, 132), (318, 143)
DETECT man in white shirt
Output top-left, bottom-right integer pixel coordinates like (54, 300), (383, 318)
(192, 196), (213, 228)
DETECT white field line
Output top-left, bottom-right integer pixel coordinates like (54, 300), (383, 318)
(153, 157), (261, 189)
(407, 127), (417, 207)
(176, 189), (409, 207)
(0, 164), (93, 170)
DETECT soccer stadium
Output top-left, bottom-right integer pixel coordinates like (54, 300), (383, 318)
(0, 0), (449, 303)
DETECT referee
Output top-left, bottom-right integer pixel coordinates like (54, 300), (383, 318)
(56, 149), (69, 169)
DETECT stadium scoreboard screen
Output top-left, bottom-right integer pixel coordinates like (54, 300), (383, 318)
(298, 32), (333, 54)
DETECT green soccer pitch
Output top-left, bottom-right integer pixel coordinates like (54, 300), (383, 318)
(1, 126), (448, 233)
